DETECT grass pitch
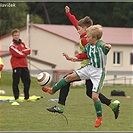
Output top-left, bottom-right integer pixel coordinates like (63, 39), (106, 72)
(0, 71), (132, 132)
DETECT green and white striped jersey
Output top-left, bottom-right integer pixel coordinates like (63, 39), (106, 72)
(82, 40), (110, 68)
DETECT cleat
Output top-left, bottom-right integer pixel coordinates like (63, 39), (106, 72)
(112, 100), (120, 119)
(42, 87), (55, 94)
(46, 105), (64, 113)
(94, 115), (104, 128)
(42, 86), (51, 92)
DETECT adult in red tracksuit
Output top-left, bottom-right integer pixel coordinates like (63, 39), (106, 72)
(9, 29), (31, 100)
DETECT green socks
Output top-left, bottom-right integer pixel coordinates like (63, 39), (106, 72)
(52, 78), (68, 92)
(94, 100), (102, 117)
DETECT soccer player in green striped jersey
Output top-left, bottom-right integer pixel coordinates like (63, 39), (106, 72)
(43, 24), (112, 128)
(63, 25), (111, 127)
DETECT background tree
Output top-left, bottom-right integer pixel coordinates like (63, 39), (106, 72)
(40, 2), (133, 27)
(1, 2), (133, 36)
(0, 2), (43, 36)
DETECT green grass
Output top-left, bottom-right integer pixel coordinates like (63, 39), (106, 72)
(0, 71), (132, 131)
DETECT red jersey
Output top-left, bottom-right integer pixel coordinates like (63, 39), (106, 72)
(9, 39), (31, 69)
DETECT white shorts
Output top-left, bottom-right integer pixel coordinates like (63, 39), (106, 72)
(75, 65), (106, 93)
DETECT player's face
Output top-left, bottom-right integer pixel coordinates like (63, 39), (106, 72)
(12, 32), (20, 41)
(77, 26), (86, 35)
(86, 32), (96, 44)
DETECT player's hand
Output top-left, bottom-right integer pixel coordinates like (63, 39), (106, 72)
(63, 52), (72, 61)
(105, 43), (112, 50)
(65, 6), (70, 13)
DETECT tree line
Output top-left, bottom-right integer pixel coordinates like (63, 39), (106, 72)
(0, 2), (133, 36)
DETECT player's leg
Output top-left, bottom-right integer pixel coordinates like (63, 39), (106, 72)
(43, 71), (79, 94)
(86, 77), (120, 119)
(92, 92), (103, 128)
(86, 79), (111, 105)
(47, 73), (81, 113)
(21, 68), (31, 100)
(58, 83), (70, 106)
(90, 68), (104, 128)
(46, 83), (70, 113)
(12, 68), (21, 100)
(58, 72), (76, 106)
(98, 92), (120, 119)
(46, 72), (71, 113)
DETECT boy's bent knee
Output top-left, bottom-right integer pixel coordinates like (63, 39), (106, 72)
(65, 72), (79, 82)
(92, 92), (99, 102)
(65, 75), (73, 82)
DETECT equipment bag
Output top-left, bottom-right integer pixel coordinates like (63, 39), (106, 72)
(111, 90), (126, 96)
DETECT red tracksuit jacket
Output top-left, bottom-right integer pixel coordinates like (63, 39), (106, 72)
(9, 40), (31, 69)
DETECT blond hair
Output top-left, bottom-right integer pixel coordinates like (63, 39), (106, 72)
(86, 24), (103, 40)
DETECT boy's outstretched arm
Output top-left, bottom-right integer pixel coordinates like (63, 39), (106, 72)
(63, 52), (72, 61)
(65, 6), (78, 30)
(63, 52), (84, 62)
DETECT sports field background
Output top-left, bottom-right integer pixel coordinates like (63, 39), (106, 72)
(0, 71), (132, 131)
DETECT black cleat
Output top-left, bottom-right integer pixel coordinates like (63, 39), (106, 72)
(46, 105), (64, 113)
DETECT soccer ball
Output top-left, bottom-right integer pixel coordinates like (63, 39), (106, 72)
(37, 72), (52, 86)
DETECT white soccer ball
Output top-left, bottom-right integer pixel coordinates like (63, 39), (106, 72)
(37, 72), (52, 86)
